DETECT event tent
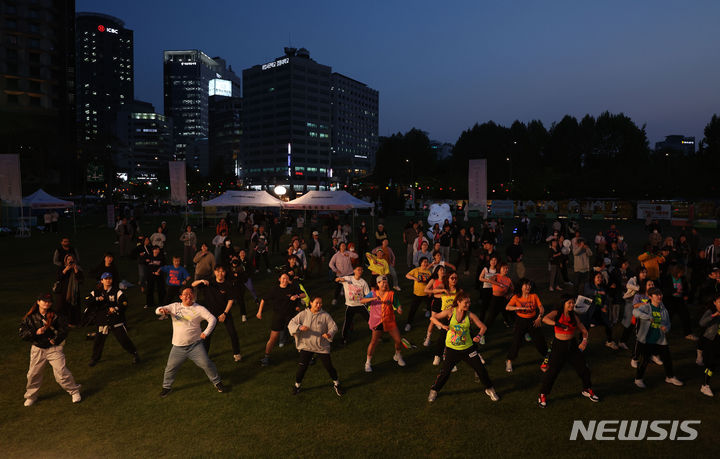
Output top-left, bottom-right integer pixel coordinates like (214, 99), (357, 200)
(202, 190), (284, 208)
(20, 189), (75, 234)
(283, 191), (374, 210)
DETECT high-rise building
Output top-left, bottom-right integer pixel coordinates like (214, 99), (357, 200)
(209, 95), (242, 178)
(242, 48), (332, 189)
(163, 50), (240, 175)
(330, 72), (378, 181)
(115, 100), (173, 182)
(75, 12), (133, 145)
(0, 0), (76, 191)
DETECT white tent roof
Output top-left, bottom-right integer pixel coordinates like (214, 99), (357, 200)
(22, 189), (74, 209)
(202, 190), (283, 208)
(283, 191), (374, 210)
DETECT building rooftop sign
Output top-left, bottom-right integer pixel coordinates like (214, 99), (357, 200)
(262, 57), (289, 71)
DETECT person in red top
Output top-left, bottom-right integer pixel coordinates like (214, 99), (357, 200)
(481, 263), (515, 338)
(537, 296), (598, 408)
(360, 275), (404, 372)
(505, 278), (546, 372)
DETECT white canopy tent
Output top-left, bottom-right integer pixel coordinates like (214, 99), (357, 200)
(283, 191), (374, 210)
(202, 190), (284, 208)
(21, 189), (76, 234)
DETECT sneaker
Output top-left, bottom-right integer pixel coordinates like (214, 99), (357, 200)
(291, 385), (301, 395)
(427, 389), (438, 402)
(241, 315), (247, 323)
(634, 379), (646, 389)
(630, 359), (638, 368)
(451, 365), (458, 373)
(685, 334), (699, 342)
(143, 304), (149, 309)
(332, 299), (338, 306)
(485, 388), (500, 402)
(479, 335), (486, 345)
(566, 281), (574, 286)
(260, 357), (270, 367)
(160, 387), (173, 398)
(425, 310), (431, 318)
(404, 324), (411, 332)
(548, 287), (554, 292)
(540, 362), (548, 373)
(72, 392), (82, 403)
(581, 388), (600, 402)
(651, 355), (664, 366)
(233, 354), (242, 362)
(665, 376), (684, 387)
(132, 353), (141, 364)
(278, 341), (285, 348)
(423, 335), (431, 347)
(23, 398), (35, 407)
(433, 355), (442, 366)
(333, 384), (345, 396)
(618, 342), (629, 350)
(524, 333), (531, 342)
(605, 341), (619, 351)
(393, 286), (401, 291)
(215, 382), (227, 393)
(393, 353), (406, 367)
(503, 320), (511, 328)
(88, 359), (98, 367)
(555, 286), (563, 291)
(538, 393), (547, 408)
(364, 362), (373, 373)
(474, 374), (481, 383)
(700, 384), (714, 397)
(505, 360), (513, 373)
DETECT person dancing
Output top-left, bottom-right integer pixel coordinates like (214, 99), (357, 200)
(360, 275), (405, 372)
(505, 279), (546, 373)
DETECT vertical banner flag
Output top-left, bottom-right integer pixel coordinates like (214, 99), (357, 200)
(0, 154), (22, 206)
(169, 161), (187, 206)
(468, 159), (487, 218)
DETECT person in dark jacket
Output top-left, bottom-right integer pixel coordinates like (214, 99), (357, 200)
(19, 293), (82, 406)
(84, 273), (140, 367)
(55, 253), (84, 326)
(661, 265), (694, 340)
(699, 294), (720, 397)
(92, 252), (120, 288)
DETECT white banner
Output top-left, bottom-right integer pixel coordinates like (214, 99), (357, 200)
(0, 154), (22, 206)
(468, 159), (487, 217)
(637, 201), (671, 220)
(168, 161), (187, 205)
(490, 199), (514, 217)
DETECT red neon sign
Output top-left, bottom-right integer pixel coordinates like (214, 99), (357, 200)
(98, 25), (105, 32)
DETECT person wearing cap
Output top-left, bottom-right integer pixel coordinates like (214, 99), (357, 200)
(359, 275), (405, 372)
(308, 230), (324, 277)
(156, 288), (226, 396)
(19, 293), (82, 406)
(83, 272), (140, 367)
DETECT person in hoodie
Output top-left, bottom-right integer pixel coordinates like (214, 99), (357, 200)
(288, 297), (345, 396)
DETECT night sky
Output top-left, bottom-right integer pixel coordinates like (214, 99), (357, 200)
(78, 0), (720, 146)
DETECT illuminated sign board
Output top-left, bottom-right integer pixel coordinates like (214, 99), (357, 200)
(209, 79), (232, 97)
(97, 24), (119, 34)
(262, 57), (289, 71)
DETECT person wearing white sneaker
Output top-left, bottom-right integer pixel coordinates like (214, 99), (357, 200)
(20, 293), (82, 407)
(538, 296), (598, 407)
(427, 292), (498, 402)
(360, 276), (404, 371)
(425, 269), (459, 369)
(698, 294), (720, 397)
(336, 266), (371, 345)
(633, 288), (680, 387)
(505, 279), (547, 372)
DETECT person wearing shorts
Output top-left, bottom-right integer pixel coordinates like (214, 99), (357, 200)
(360, 275), (404, 372)
(256, 273), (304, 366)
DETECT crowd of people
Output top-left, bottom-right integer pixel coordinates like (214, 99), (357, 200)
(19, 210), (720, 408)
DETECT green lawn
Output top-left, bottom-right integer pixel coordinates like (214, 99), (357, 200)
(1, 214), (717, 457)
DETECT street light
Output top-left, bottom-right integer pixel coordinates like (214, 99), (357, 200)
(274, 185), (287, 196)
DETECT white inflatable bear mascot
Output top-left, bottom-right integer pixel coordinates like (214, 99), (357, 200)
(428, 203), (452, 228)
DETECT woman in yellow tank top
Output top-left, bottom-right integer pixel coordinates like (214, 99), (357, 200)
(427, 292), (499, 402)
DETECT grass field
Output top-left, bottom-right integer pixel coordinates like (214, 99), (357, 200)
(1, 214), (718, 458)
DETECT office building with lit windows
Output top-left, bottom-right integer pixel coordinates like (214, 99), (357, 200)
(75, 12), (133, 146)
(330, 72), (378, 181)
(163, 50), (240, 175)
(0, 0), (76, 191)
(115, 100), (173, 182)
(242, 48), (333, 189)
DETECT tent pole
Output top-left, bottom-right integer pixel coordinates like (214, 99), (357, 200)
(73, 206), (76, 233)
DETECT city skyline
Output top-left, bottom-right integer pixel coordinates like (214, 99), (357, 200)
(77, 0), (720, 146)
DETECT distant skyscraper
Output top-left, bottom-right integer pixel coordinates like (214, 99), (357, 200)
(75, 12), (133, 144)
(209, 95), (242, 178)
(115, 100), (174, 182)
(0, 0), (76, 191)
(330, 73), (379, 181)
(163, 50), (240, 175)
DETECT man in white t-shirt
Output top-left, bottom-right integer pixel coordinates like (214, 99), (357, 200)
(336, 265), (370, 345)
(155, 288), (226, 397)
